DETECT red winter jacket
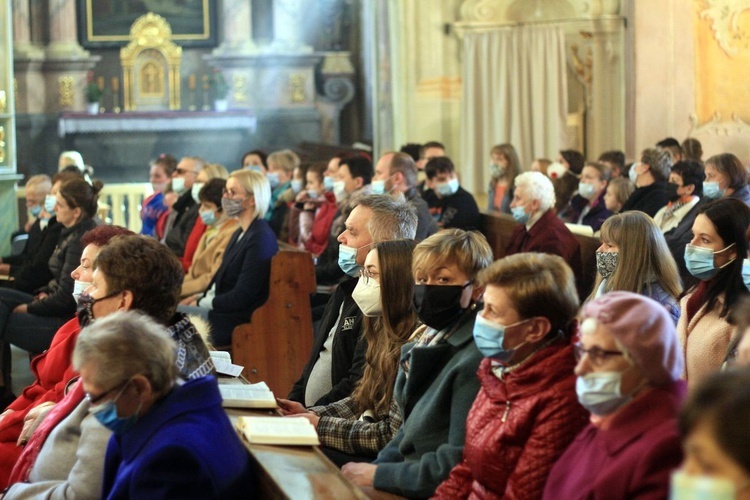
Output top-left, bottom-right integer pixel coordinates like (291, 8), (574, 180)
(0, 318), (81, 488)
(433, 339), (588, 500)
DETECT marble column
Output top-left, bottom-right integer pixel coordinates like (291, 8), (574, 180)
(12, 0), (43, 58)
(46, 0), (89, 59)
(212, 0), (256, 55)
(270, 0), (312, 53)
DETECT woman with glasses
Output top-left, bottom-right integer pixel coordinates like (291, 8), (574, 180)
(543, 292), (686, 499)
(74, 312), (251, 497)
(3, 235), (213, 496)
(589, 211), (682, 324)
(179, 169), (279, 346)
(276, 239), (417, 466)
(341, 229), (492, 498)
(678, 198), (750, 387)
(434, 252), (588, 498)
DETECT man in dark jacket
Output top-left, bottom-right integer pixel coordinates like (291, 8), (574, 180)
(164, 157), (205, 257)
(424, 157), (481, 231)
(621, 147), (672, 217)
(288, 195), (417, 406)
(373, 152), (438, 241)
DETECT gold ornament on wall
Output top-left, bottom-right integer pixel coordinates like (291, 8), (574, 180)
(0, 126), (5, 163)
(233, 74), (248, 104)
(699, 0), (750, 58)
(289, 73), (306, 103)
(59, 76), (74, 108)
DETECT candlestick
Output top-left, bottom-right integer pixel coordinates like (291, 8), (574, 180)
(96, 76), (104, 90)
(201, 75), (210, 111)
(112, 77), (119, 92)
(188, 74), (196, 90)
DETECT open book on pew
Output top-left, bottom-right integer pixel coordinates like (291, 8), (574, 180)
(219, 381), (277, 409)
(209, 350), (244, 377)
(237, 416), (320, 446)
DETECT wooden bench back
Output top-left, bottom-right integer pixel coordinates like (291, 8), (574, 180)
(232, 249), (316, 395)
(479, 211), (601, 299)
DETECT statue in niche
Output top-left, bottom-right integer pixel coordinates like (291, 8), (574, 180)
(140, 61), (165, 96)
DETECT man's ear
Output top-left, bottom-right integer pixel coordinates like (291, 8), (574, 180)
(355, 177), (364, 190)
(119, 290), (135, 311)
(685, 183), (695, 196)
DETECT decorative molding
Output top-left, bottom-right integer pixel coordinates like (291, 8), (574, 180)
(689, 112), (750, 137)
(232, 74), (248, 104)
(58, 75), (74, 107)
(459, 0), (505, 23)
(699, 0), (750, 57)
(322, 77), (355, 105)
(289, 73), (306, 103)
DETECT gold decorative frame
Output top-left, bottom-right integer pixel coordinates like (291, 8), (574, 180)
(120, 13), (182, 111)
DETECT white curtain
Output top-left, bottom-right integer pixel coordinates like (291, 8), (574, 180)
(460, 26), (568, 196)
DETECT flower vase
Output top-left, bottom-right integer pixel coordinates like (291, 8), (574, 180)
(86, 102), (100, 115)
(214, 99), (229, 112)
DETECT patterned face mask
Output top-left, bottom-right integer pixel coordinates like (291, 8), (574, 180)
(596, 251), (619, 279)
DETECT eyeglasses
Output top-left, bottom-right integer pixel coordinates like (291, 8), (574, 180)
(358, 268), (379, 285)
(175, 168), (196, 176)
(222, 188), (248, 198)
(573, 343), (624, 367)
(85, 379), (130, 405)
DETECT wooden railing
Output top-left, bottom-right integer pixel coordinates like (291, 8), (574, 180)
(16, 182), (152, 233)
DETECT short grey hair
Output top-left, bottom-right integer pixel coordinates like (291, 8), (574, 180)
(355, 193), (418, 241)
(267, 149), (301, 174)
(641, 147), (672, 183)
(73, 311), (177, 394)
(514, 171), (556, 212)
(181, 156), (207, 173)
(389, 153), (418, 188)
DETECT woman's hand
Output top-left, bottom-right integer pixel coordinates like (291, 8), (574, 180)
(295, 190), (309, 203)
(13, 303), (28, 314)
(17, 402), (55, 445)
(34, 292), (48, 301)
(0, 263), (10, 275)
(275, 398), (307, 415)
(341, 463), (377, 487)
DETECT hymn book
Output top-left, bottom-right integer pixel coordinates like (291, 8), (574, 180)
(236, 416), (320, 446)
(219, 382), (277, 409)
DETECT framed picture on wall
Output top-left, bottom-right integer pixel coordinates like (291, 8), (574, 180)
(77, 0), (217, 48)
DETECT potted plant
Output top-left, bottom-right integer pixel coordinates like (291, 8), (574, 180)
(85, 71), (103, 114)
(209, 68), (229, 112)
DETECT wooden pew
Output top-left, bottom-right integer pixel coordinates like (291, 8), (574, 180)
(479, 211), (600, 298)
(231, 249), (316, 396)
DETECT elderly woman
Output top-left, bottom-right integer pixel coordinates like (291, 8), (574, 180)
(675, 369), (750, 498)
(703, 153), (750, 204)
(342, 229), (493, 498)
(679, 198), (750, 387)
(559, 161), (614, 232)
(590, 211), (682, 323)
(434, 253), (588, 498)
(0, 177), (101, 358)
(543, 292), (686, 499)
(181, 169), (278, 346)
(72, 311), (251, 497)
(0, 225), (132, 488)
(3, 235), (213, 496)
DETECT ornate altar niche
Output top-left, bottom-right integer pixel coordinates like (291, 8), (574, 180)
(120, 13), (182, 111)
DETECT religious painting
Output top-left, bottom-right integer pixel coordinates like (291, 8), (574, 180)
(77, 0), (217, 48)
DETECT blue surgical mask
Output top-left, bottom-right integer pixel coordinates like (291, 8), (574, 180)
(684, 243), (736, 281)
(435, 178), (459, 197)
(578, 182), (598, 200)
(291, 179), (303, 194)
(337, 244), (360, 276)
(576, 372), (632, 415)
(472, 314), (528, 362)
(743, 259), (750, 290)
(267, 172), (280, 190)
(171, 177), (187, 195)
(191, 182), (204, 204)
(29, 204), (43, 218)
(371, 180), (386, 195)
(90, 380), (141, 436)
(703, 181), (725, 200)
(245, 165), (264, 173)
(324, 176), (335, 192)
(511, 205), (529, 224)
(199, 209), (216, 225)
(44, 194), (57, 215)
(307, 189), (320, 200)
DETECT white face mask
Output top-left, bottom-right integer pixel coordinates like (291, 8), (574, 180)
(191, 182), (204, 204)
(73, 280), (92, 302)
(351, 276), (382, 317)
(172, 177), (187, 195)
(333, 181), (347, 202)
(670, 470), (739, 500)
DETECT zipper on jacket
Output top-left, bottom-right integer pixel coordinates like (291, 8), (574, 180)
(501, 401), (511, 422)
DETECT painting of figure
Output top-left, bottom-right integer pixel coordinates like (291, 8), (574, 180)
(78, 0), (217, 48)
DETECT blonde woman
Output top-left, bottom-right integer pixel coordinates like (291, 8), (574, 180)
(265, 148), (301, 238)
(180, 170), (278, 346)
(591, 211), (682, 323)
(277, 240), (417, 466)
(603, 177), (635, 214)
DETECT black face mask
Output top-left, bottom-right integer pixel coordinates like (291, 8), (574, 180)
(665, 182), (681, 202)
(76, 290), (120, 328)
(413, 283), (471, 331)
